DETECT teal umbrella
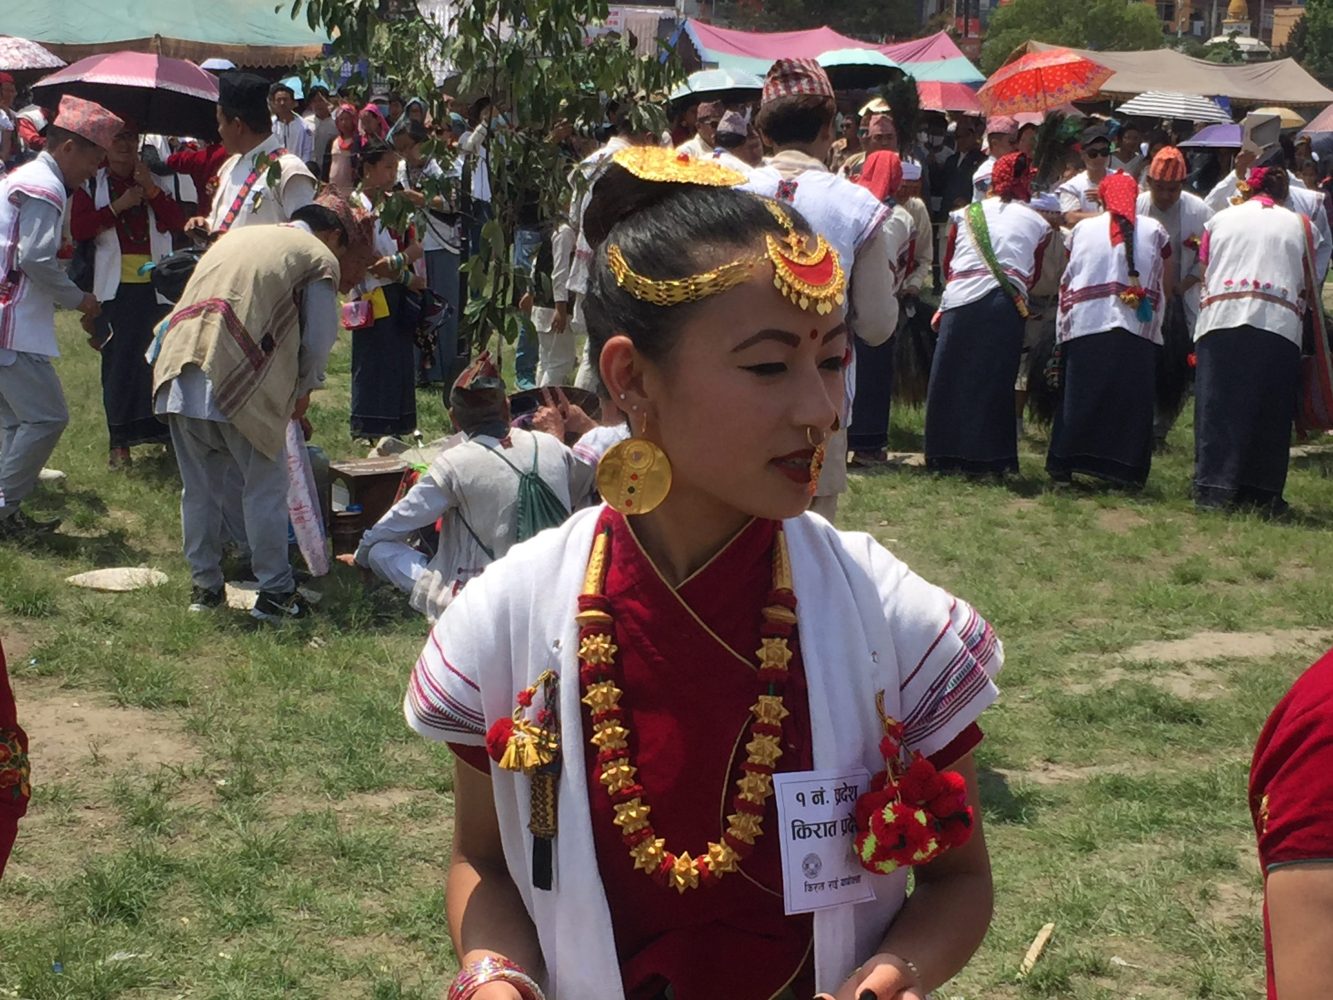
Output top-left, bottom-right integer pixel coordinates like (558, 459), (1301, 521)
(669, 68), (764, 103)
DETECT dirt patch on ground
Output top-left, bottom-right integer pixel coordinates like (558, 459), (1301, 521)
(1096, 508), (1148, 535)
(1203, 879), (1261, 926)
(1120, 629), (1332, 664)
(1067, 663), (1228, 700)
(15, 678), (197, 779)
(994, 761), (1131, 786)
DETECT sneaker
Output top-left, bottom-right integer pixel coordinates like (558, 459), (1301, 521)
(188, 586), (224, 612)
(0, 508), (61, 539)
(250, 589), (311, 623)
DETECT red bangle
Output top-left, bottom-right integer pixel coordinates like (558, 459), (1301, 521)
(447, 956), (544, 1000)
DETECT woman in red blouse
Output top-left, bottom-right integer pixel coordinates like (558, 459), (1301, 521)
(0, 639), (28, 879)
(70, 122), (186, 468)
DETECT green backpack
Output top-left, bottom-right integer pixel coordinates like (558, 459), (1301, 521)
(460, 437), (570, 559)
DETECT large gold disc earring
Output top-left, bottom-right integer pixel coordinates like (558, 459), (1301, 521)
(598, 412), (672, 515)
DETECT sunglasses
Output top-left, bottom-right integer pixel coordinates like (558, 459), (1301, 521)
(1085, 148), (1110, 159)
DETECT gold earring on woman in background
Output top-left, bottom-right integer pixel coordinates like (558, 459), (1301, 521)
(597, 410), (672, 515)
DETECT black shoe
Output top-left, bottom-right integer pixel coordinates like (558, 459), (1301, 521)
(188, 585), (224, 612)
(0, 508), (61, 539)
(250, 589), (311, 623)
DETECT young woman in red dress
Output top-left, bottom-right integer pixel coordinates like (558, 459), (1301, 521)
(406, 147), (1004, 1000)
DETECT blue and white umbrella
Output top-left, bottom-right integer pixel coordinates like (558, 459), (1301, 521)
(669, 68), (764, 102)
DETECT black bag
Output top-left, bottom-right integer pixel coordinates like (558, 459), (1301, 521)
(149, 246), (206, 304)
(67, 239), (96, 293)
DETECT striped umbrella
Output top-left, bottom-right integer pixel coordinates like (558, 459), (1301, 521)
(978, 49), (1112, 116)
(0, 36), (64, 72)
(1115, 91), (1230, 125)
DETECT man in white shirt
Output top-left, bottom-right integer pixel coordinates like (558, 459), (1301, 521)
(1057, 125), (1113, 227)
(972, 115), (1018, 202)
(303, 83), (337, 177)
(269, 81), (313, 166)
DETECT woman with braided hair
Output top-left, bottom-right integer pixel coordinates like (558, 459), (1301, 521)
(1194, 165), (1317, 515)
(1047, 171), (1172, 488)
(927, 151), (1053, 475)
(402, 146), (1005, 1000)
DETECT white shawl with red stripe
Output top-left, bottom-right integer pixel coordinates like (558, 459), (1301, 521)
(406, 506), (1003, 998)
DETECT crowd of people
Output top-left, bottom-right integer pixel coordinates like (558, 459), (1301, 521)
(0, 50), (1331, 1000)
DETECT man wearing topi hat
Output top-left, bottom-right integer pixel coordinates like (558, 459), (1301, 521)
(1138, 146), (1214, 334)
(0, 96), (117, 539)
(675, 99), (725, 160)
(744, 57), (900, 523)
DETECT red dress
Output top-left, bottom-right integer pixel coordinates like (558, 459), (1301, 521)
(1249, 646), (1333, 998)
(0, 639), (29, 879)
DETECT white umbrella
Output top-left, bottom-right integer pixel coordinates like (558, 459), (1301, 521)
(1115, 91), (1230, 124)
(669, 68), (764, 102)
(0, 35), (65, 72)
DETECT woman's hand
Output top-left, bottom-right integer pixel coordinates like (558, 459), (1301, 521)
(816, 952), (924, 1000)
(403, 241), (425, 263)
(470, 984), (522, 1000)
(112, 186), (145, 215)
(369, 256), (396, 279)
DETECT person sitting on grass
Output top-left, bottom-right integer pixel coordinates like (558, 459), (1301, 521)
(351, 354), (595, 621)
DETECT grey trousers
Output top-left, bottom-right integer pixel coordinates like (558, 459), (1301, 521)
(167, 415), (292, 593)
(0, 351), (68, 519)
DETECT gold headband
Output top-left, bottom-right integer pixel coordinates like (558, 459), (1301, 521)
(606, 200), (846, 314)
(612, 145), (749, 187)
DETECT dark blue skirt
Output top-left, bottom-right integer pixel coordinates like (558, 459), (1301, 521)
(350, 283), (417, 438)
(925, 288), (1024, 475)
(1193, 324), (1300, 510)
(1046, 329), (1156, 488)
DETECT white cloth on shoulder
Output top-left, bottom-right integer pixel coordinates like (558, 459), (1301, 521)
(405, 506), (1003, 998)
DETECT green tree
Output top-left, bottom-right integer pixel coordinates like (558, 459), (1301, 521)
(287, 0), (679, 353)
(1286, 0), (1333, 80)
(980, 0), (1165, 75)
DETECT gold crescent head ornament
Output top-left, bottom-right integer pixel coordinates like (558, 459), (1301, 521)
(611, 145), (749, 188)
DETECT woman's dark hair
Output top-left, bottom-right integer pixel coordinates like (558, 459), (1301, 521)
(1116, 215), (1137, 279)
(581, 164), (819, 384)
(290, 204), (348, 247)
(357, 138), (395, 180)
(755, 95), (834, 147)
(1249, 165), (1291, 202)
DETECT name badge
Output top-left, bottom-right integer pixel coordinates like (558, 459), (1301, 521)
(774, 767), (875, 915)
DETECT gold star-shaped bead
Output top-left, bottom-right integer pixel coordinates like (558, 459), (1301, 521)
(755, 637), (793, 671)
(727, 811), (764, 844)
(630, 836), (667, 873)
(601, 760), (638, 794)
(707, 841), (740, 874)
(751, 695), (790, 725)
(613, 798), (652, 834)
(581, 681), (623, 713)
(579, 633), (619, 665)
(591, 722), (629, 749)
(669, 854), (700, 893)
(745, 732), (784, 768)
(737, 771), (773, 803)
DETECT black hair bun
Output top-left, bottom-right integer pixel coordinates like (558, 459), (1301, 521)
(584, 162), (694, 249)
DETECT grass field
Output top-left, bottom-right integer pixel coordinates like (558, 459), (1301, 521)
(2, 313), (1332, 999)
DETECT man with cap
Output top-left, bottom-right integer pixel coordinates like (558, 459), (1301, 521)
(941, 116), (986, 212)
(711, 110), (760, 171)
(972, 115), (1018, 202)
(1207, 112), (1332, 283)
(351, 353), (595, 621)
(745, 57), (900, 523)
(1056, 125), (1115, 226)
(1138, 146), (1213, 333)
(0, 96), (115, 538)
(151, 196), (357, 620)
(185, 72), (317, 236)
(676, 99), (725, 159)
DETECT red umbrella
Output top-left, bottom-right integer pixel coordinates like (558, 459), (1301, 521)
(917, 80), (982, 115)
(33, 52), (219, 139)
(978, 49), (1112, 116)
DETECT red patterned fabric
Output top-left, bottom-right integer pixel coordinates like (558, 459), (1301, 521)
(856, 150), (904, 203)
(762, 58), (834, 104)
(990, 152), (1031, 201)
(69, 172), (188, 250)
(1250, 646), (1333, 999)
(1148, 146), (1187, 182)
(53, 94), (124, 152)
(1099, 171), (1139, 247)
(0, 639), (29, 880)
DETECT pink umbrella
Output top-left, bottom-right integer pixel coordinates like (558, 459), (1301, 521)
(978, 49), (1112, 116)
(33, 52), (219, 138)
(0, 36), (64, 72)
(917, 81), (982, 115)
